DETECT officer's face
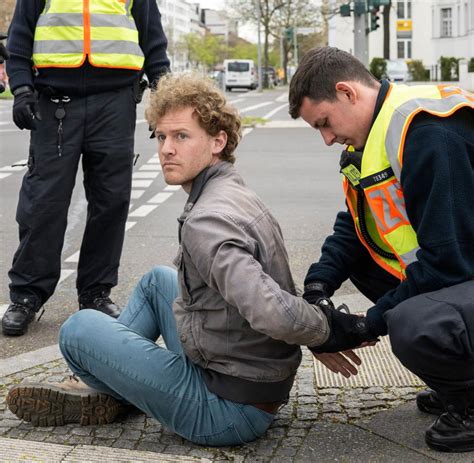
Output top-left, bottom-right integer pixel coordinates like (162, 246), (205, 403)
(299, 85), (371, 150)
(155, 107), (227, 192)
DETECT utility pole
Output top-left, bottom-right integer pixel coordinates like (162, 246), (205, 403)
(353, 1), (368, 66)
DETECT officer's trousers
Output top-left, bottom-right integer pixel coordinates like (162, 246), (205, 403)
(9, 86), (136, 308)
(350, 254), (474, 406)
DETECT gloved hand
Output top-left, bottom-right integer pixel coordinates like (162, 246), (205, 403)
(0, 34), (8, 62)
(309, 298), (378, 354)
(13, 86), (41, 130)
(303, 281), (333, 305)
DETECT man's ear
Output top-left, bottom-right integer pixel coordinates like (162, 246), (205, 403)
(212, 130), (228, 155)
(335, 82), (357, 104)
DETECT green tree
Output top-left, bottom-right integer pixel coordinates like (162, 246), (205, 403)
(181, 33), (228, 71)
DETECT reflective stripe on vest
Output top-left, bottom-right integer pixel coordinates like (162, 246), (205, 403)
(32, 0), (144, 70)
(344, 84), (474, 279)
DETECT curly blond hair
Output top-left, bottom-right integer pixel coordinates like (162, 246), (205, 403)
(146, 73), (242, 164)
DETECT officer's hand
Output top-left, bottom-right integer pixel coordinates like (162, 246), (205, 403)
(0, 42), (9, 62)
(13, 86), (42, 130)
(309, 299), (378, 354)
(303, 281), (332, 305)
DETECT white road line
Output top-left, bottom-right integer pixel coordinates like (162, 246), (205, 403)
(0, 129), (22, 133)
(263, 103), (288, 120)
(240, 102), (273, 113)
(125, 221), (137, 231)
(276, 92), (288, 102)
(148, 192), (173, 204)
(0, 160), (28, 171)
(0, 121), (12, 126)
(0, 304), (8, 319)
(130, 190), (145, 199)
(0, 173), (12, 180)
(58, 269), (75, 285)
(136, 118), (147, 124)
(164, 185), (181, 191)
(129, 204), (158, 217)
(242, 127), (253, 137)
(139, 164), (161, 171)
(133, 171), (160, 179)
(228, 98), (246, 104)
(132, 179), (153, 188)
(65, 251), (79, 263)
(147, 157), (161, 165)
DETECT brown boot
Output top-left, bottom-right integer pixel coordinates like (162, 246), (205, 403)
(6, 376), (120, 427)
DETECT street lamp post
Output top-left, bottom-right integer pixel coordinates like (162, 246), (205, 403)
(256, 0), (263, 92)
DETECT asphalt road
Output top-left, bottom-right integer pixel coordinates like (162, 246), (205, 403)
(0, 87), (353, 358)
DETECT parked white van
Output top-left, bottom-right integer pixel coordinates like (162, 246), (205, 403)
(385, 60), (410, 82)
(223, 59), (258, 91)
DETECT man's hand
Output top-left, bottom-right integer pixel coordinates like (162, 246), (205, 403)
(0, 34), (8, 62)
(303, 281), (332, 305)
(309, 299), (378, 353)
(313, 350), (361, 378)
(13, 86), (41, 130)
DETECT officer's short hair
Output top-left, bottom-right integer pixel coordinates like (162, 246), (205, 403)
(289, 46), (378, 119)
(146, 73), (241, 164)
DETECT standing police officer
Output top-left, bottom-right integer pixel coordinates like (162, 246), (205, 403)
(3, 0), (169, 336)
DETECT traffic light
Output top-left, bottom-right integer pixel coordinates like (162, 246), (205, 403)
(372, 0), (390, 6)
(370, 6), (381, 31)
(340, 4), (351, 17)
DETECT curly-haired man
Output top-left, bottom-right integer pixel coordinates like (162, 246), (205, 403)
(6, 74), (346, 446)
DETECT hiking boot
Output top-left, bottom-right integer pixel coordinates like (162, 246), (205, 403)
(425, 405), (474, 453)
(2, 299), (38, 336)
(6, 376), (120, 427)
(416, 389), (445, 415)
(79, 292), (120, 318)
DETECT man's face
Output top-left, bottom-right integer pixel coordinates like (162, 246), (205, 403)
(155, 107), (226, 192)
(299, 86), (370, 150)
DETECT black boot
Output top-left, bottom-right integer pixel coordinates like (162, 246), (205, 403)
(79, 291), (121, 318)
(425, 404), (474, 453)
(416, 389), (445, 415)
(2, 299), (38, 336)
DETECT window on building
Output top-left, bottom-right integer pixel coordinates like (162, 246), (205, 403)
(397, 1), (405, 18)
(407, 40), (412, 58)
(397, 41), (405, 59)
(407, 1), (411, 19)
(441, 7), (452, 37)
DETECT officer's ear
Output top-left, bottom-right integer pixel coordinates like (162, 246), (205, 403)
(335, 82), (357, 104)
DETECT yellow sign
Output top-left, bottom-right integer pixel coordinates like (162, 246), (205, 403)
(397, 19), (412, 32)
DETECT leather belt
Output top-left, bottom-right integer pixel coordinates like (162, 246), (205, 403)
(250, 401), (284, 414)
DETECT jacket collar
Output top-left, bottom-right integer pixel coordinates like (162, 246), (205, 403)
(177, 161), (233, 241)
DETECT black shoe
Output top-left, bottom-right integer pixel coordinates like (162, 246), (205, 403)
(6, 376), (120, 427)
(425, 406), (474, 452)
(79, 293), (121, 318)
(2, 300), (38, 336)
(417, 389), (445, 415)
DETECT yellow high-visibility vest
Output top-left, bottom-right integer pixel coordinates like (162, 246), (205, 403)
(344, 84), (474, 280)
(32, 0), (144, 70)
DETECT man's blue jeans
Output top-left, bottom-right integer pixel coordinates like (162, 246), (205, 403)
(59, 266), (274, 446)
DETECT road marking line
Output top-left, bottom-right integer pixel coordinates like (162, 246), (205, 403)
(132, 179), (153, 188)
(263, 103), (288, 120)
(148, 192), (173, 204)
(0, 129), (22, 133)
(0, 160), (28, 171)
(0, 121), (12, 126)
(242, 128), (253, 137)
(139, 164), (161, 171)
(0, 173), (12, 180)
(240, 101), (273, 113)
(65, 251), (79, 263)
(276, 92), (288, 102)
(229, 98), (246, 104)
(133, 171), (159, 179)
(0, 304), (8, 319)
(136, 118), (147, 124)
(164, 185), (181, 191)
(147, 157), (161, 165)
(125, 221), (136, 231)
(130, 190), (145, 199)
(58, 269), (75, 285)
(129, 204), (158, 217)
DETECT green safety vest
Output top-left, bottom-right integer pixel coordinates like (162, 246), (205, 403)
(32, 0), (144, 70)
(343, 83), (474, 279)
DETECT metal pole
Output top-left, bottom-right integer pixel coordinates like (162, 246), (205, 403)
(293, 25), (298, 68)
(257, 0), (263, 92)
(353, 1), (368, 66)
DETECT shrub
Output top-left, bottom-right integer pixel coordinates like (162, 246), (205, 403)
(406, 60), (429, 81)
(439, 56), (460, 81)
(369, 57), (387, 80)
(468, 57), (474, 73)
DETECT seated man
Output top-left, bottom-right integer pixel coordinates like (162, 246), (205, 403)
(7, 73), (368, 446)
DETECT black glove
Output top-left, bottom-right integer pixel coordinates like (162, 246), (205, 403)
(303, 281), (333, 305)
(309, 298), (378, 354)
(13, 86), (41, 130)
(0, 34), (8, 62)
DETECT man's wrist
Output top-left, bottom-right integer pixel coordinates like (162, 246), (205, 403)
(13, 85), (33, 96)
(304, 281), (332, 296)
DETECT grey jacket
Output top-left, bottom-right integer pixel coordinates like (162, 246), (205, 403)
(173, 162), (329, 403)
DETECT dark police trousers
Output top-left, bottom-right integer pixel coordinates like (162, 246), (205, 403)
(8, 86), (136, 308)
(350, 254), (474, 404)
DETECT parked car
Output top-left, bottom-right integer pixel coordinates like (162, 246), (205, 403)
(384, 60), (410, 82)
(223, 59), (258, 91)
